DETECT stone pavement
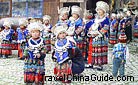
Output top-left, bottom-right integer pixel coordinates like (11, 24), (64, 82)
(0, 40), (138, 85)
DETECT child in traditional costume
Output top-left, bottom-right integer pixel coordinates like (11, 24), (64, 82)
(56, 7), (70, 27)
(118, 12), (126, 38)
(83, 10), (93, 64)
(109, 13), (118, 45)
(87, 1), (110, 70)
(17, 18), (29, 60)
(52, 7), (71, 53)
(0, 20), (14, 58)
(69, 5), (86, 58)
(112, 33), (129, 77)
(52, 25), (84, 83)
(23, 22), (46, 85)
(42, 15), (52, 53)
(133, 10), (138, 37)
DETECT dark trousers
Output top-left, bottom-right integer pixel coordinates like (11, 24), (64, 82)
(125, 25), (132, 42)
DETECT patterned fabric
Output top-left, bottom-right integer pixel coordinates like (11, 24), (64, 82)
(42, 24), (52, 53)
(24, 38), (46, 83)
(0, 29), (14, 42)
(69, 18), (83, 29)
(76, 37), (87, 58)
(16, 28), (29, 43)
(118, 18), (126, 36)
(56, 20), (71, 27)
(53, 38), (73, 64)
(88, 16), (109, 65)
(0, 29), (14, 56)
(0, 43), (12, 55)
(109, 19), (118, 44)
(83, 20), (93, 60)
(69, 18), (85, 57)
(54, 61), (72, 82)
(84, 20), (93, 36)
(112, 43), (127, 60)
(54, 46), (84, 77)
(16, 28), (29, 58)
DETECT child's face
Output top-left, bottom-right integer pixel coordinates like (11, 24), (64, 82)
(72, 14), (79, 20)
(58, 32), (66, 39)
(4, 26), (9, 30)
(31, 30), (40, 39)
(44, 20), (49, 24)
(97, 9), (105, 16)
(62, 13), (68, 20)
(20, 25), (25, 29)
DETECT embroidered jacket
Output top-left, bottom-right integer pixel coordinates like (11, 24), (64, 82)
(16, 28), (29, 43)
(24, 38), (46, 60)
(53, 38), (74, 64)
(56, 20), (71, 27)
(88, 16), (110, 38)
(0, 28), (14, 42)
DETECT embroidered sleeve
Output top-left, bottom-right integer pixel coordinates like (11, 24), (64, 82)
(100, 24), (109, 35)
(40, 41), (46, 59)
(23, 42), (29, 57)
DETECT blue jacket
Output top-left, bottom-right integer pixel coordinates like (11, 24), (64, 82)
(84, 20), (93, 35)
(1, 28), (14, 42)
(16, 28), (29, 43)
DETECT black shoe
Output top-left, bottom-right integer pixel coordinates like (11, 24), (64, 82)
(85, 64), (93, 68)
(97, 66), (103, 71)
(18, 57), (24, 60)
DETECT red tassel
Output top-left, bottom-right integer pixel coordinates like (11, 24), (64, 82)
(88, 38), (93, 64)
(54, 67), (58, 75)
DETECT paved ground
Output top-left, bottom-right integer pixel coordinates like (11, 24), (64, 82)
(0, 39), (138, 85)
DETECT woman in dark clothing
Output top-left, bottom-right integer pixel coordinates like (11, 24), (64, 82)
(68, 47), (85, 75)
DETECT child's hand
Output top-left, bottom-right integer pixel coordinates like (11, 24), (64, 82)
(121, 60), (126, 64)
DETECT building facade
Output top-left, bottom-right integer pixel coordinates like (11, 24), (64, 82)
(0, 0), (138, 25)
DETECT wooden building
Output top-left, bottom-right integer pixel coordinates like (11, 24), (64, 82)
(0, 0), (138, 25)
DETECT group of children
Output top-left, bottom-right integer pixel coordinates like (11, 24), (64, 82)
(0, 0), (137, 84)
